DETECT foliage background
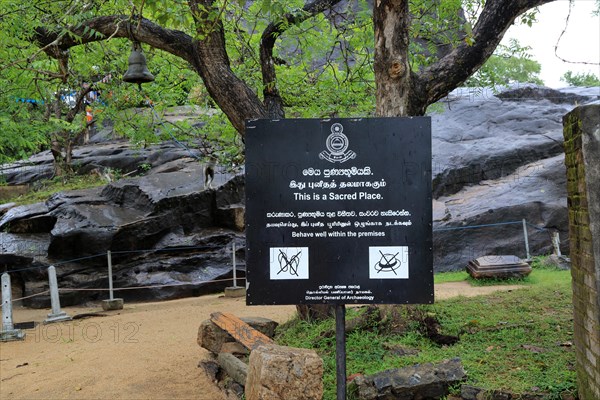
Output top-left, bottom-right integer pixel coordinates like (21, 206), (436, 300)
(0, 0), (558, 167)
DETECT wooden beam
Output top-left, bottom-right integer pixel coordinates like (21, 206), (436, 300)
(210, 312), (273, 350)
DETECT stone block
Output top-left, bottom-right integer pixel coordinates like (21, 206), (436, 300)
(101, 298), (124, 311)
(224, 286), (246, 298)
(466, 255), (531, 279)
(44, 311), (72, 324)
(245, 344), (323, 400)
(197, 317), (278, 354)
(461, 385), (546, 400)
(349, 358), (466, 400)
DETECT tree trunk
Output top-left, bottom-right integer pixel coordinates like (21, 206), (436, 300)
(373, 0), (412, 117)
(296, 0), (412, 322)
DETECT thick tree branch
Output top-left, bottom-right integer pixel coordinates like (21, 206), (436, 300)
(259, 0), (342, 118)
(33, 16), (198, 66)
(187, 0), (267, 134)
(412, 0), (556, 114)
(33, 10), (266, 135)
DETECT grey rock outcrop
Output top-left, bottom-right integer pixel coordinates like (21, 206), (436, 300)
(0, 155), (245, 307)
(0, 141), (203, 186)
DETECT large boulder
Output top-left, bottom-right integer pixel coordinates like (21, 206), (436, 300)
(0, 157), (245, 307)
(433, 154), (568, 270)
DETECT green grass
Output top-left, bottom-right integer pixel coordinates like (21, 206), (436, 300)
(434, 270), (469, 284)
(276, 268), (576, 399)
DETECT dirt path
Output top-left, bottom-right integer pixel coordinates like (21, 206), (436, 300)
(0, 281), (525, 400)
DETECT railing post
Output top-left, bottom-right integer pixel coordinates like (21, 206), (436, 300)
(101, 251), (124, 311)
(522, 219), (531, 260)
(552, 231), (562, 257)
(232, 241), (237, 288)
(1, 273), (25, 341)
(108, 250), (114, 301)
(44, 266), (71, 324)
(224, 240), (246, 298)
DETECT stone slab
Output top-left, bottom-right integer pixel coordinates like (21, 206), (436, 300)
(210, 312), (273, 351)
(467, 255), (531, 279)
(224, 286), (246, 298)
(101, 298), (124, 311)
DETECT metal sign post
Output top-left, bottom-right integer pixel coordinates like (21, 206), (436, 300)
(335, 304), (346, 399)
(245, 118), (433, 397)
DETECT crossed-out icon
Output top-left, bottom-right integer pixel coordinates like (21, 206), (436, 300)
(270, 247), (309, 280)
(374, 250), (401, 274)
(277, 249), (302, 276)
(369, 246), (409, 279)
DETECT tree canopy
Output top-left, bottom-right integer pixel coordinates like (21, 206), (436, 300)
(561, 71), (600, 87)
(0, 0), (556, 167)
(464, 38), (543, 87)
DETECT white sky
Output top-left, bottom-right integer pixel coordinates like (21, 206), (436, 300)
(501, 0), (600, 88)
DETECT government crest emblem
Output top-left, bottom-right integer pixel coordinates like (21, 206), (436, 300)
(319, 123), (356, 163)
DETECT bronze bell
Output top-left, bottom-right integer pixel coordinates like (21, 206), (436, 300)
(123, 42), (154, 85)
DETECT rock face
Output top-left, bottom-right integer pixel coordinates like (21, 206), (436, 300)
(349, 358), (466, 400)
(245, 344), (323, 400)
(0, 141), (203, 186)
(0, 151), (245, 307)
(431, 85), (598, 271)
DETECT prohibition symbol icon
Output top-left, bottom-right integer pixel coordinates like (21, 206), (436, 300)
(374, 250), (401, 275)
(277, 249), (302, 276)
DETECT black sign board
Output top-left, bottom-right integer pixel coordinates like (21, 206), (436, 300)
(245, 118), (432, 305)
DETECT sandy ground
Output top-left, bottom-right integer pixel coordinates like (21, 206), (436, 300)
(0, 281), (525, 400)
